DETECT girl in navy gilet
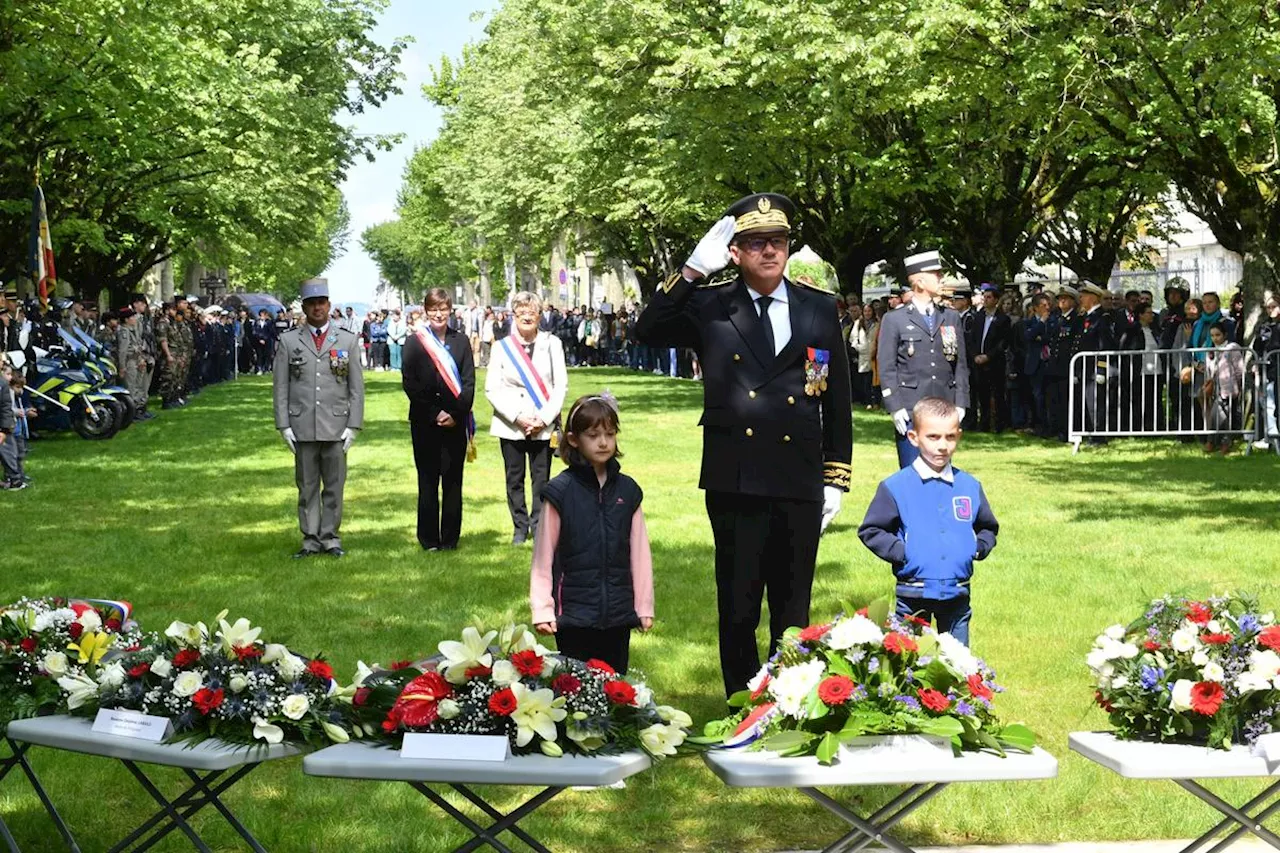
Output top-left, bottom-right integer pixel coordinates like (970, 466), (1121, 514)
(531, 394), (654, 674)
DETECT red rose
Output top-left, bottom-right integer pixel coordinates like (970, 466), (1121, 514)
(104, 618), (122, 632)
(390, 660), (414, 671)
(1186, 602), (1212, 625)
(464, 665), (492, 679)
(488, 688), (518, 716)
(233, 645), (263, 662)
(586, 659), (616, 675)
(68, 623), (83, 640)
(1190, 681), (1225, 716)
(750, 673), (771, 701)
(967, 674), (993, 701)
(552, 674), (582, 696)
(511, 650), (544, 678)
(1143, 640), (1160, 651)
(1095, 690), (1114, 712)
(604, 680), (638, 706)
(353, 687), (371, 707)
(1259, 626), (1280, 651)
(1201, 633), (1232, 646)
(917, 688), (950, 713)
(798, 624), (830, 643)
(173, 649), (200, 669)
(306, 659), (334, 680)
(883, 633), (918, 655)
(192, 687), (224, 715)
(128, 663), (151, 678)
(817, 675), (856, 706)
(19, 637), (37, 654)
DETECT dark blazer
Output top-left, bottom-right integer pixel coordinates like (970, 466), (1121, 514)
(1046, 310), (1083, 377)
(1022, 316), (1050, 376)
(636, 274), (852, 501)
(1079, 307), (1116, 353)
(973, 310), (1012, 365)
(877, 300), (971, 412)
(401, 327), (476, 427)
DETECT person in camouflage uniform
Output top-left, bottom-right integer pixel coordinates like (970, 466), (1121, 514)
(173, 298), (196, 399)
(130, 295), (157, 416)
(95, 311), (120, 358)
(156, 304), (185, 409)
(115, 308), (150, 422)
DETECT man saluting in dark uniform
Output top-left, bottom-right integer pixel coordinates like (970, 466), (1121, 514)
(635, 193), (853, 698)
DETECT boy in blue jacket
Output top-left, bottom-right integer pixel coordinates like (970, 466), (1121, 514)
(858, 396), (998, 645)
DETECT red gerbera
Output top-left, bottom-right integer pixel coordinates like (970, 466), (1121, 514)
(967, 673), (993, 701)
(1143, 640), (1161, 651)
(307, 659), (335, 680)
(488, 688), (518, 716)
(465, 665), (493, 679)
(1095, 690), (1114, 712)
(798, 624), (831, 643)
(192, 688), (224, 715)
(511, 650), (545, 678)
(552, 674), (582, 696)
(233, 645), (263, 662)
(1201, 633), (1233, 645)
(883, 633), (918, 655)
(1186, 602), (1212, 625)
(173, 649), (200, 669)
(68, 623), (83, 640)
(353, 687), (371, 707)
(604, 680), (638, 706)
(128, 663), (151, 678)
(390, 659), (414, 671)
(817, 675), (856, 706)
(104, 618), (122, 632)
(1259, 626), (1280, 651)
(917, 688), (950, 713)
(1189, 681), (1225, 716)
(19, 637), (37, 654)
(585, 659), (616, 675)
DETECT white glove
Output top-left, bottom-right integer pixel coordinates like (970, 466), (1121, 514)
(956, 406), (966, 422)
(1094, 373), (1106, 386)
(280, 427), (297, 454)
(820, 486), (842, 534)
(685, 215), (736, 278)
(892, 409), (911, 435)
(341, 427), (356, 453)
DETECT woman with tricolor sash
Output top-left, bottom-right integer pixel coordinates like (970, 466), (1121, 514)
(485, 291), (568, 545)
(402, 288), (476, 551)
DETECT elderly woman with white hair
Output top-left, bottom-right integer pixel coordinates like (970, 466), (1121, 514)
(485, 291), (568, 544)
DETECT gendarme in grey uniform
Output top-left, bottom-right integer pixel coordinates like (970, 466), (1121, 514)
(273, 278), (364, 555)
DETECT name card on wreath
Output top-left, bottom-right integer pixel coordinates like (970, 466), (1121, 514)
(92, 708), (174, 742)
(401, 733), (511, 762)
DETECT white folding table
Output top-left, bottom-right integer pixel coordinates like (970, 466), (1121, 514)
(1071, 731), (1280, 853)
(303, 741), (651, 853)
(703, 744), (1058, 853)
(6, 715), (305, 853)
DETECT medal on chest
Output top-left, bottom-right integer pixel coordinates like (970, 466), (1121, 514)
(330, 349), (350, 378)
(940, 326), (957, 362)
(804, 347), (830, 396)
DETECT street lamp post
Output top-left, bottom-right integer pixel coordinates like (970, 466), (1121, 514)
(581, 250), (597, 309)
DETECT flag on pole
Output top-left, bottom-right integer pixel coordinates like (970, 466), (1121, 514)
(29, 183), (56, 309)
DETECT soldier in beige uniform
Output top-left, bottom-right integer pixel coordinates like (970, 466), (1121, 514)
(273, 279), (364, 558)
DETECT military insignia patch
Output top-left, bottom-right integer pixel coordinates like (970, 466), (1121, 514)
(758, 197), (772, 213)
(953, 496), (972, 521)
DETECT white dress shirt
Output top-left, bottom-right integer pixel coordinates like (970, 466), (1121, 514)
(746, 281), (791, 354)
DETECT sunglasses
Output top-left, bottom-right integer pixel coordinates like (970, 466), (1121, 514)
(738, 236), (789, 253)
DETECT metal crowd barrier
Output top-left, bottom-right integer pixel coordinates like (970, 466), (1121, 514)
(1262, 349), (1280, 455)
(1066, 347), (1260, 451)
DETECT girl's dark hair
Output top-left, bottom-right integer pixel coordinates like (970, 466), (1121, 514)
(1209, 321), (1228, 335)
(559, 393), (623, 465)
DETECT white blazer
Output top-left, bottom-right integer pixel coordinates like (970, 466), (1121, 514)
(485, 331), (568, 441)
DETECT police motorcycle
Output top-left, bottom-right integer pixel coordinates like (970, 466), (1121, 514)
(63, 325), (137, 428)
(17, 324), (126, 440)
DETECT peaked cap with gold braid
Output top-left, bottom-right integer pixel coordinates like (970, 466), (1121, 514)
(726, 192), (796, 236)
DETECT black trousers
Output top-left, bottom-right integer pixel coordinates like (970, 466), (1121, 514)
(971, 363), (1006, 432)
(499, 438), (551, 537)
(1046, 375), (1069, 440)
(412, 421), (468, 549)
(705, 490), (821, 698)
(555, 625), (631, 675)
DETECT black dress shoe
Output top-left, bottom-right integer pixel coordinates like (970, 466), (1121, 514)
(511, 532), (527, 545)
(325, 547), (346, 558)
(291, 549), (317, 559)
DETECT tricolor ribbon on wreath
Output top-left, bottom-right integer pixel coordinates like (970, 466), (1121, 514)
(416, 327), (477, 462)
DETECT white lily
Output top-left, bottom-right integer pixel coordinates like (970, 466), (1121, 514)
(321, 721), (350, 743)
(509, 682), (566, 747)
(352, 660), (375, 688)
(639, 723), (686, 757)
(261, 643), (290, 663)
(57, 673), (100, 709)
(252, 717), (284, 744)
(217, 617), (262, 654)
(165, 621), (202, 647)
(438, 626), (497, 684)
(655, 705), (693, 728)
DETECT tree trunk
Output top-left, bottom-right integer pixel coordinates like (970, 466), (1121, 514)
(1239, 242), (1280, 341)
(161, 258), (175, 302)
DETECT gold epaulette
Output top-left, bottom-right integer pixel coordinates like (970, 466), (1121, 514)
(824, 461), (852, 490)
(791, 277), (835, 295)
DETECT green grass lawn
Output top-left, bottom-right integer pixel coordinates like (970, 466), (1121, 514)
(3, 367), (1280, 852)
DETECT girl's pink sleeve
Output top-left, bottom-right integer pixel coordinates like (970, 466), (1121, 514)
(530, 504), (561, 624)
(631, 507), (655, 619)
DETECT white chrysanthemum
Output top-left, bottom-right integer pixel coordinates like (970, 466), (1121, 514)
(1170, 679), (1195, 712)
(938, 632), (981, 677)
(150, 657), (172, 678)
(276, 654), (305, 681)
(1104, 624), (1126, 641)
(97, 662), (126, 689)
(1235, 672), (1271, 694)
(1111, 675), (1130, 690)
(769, 659), (827, 718)
(1250, 650), (1280, 679)
(827, 615), (884, 650)
(1201, 662), (1225, 682)
(1170, 627), (1200, 653)
(490, 660), (519, 686)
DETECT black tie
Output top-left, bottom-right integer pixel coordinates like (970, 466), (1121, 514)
(757, 296), (775, 355)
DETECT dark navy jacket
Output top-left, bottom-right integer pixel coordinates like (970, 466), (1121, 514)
(858, 462), (999, 601)
(541, 460), (643, 630)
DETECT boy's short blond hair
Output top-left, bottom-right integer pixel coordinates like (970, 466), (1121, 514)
(912, 396), (958, 425)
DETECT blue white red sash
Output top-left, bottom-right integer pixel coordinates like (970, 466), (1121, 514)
(416, 327), (463, 398)
(499, 335), (550, 409)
